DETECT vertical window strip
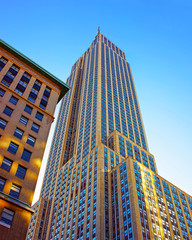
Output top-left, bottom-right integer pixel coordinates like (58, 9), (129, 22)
(110, 49), (121, 133)
(105, 46), (114, 135)
(91, 43), (98, 150)
(123, 60), (140, 146)
(119, 56), (134, 141)
(101, 42), (107, 145)
(127, 63), (147, 150)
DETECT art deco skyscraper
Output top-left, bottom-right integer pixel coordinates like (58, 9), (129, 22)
(27, 30), (192, 240)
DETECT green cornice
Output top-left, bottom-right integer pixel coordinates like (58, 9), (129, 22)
(0, 39), (70, 102)
(0, 192), (34, 213)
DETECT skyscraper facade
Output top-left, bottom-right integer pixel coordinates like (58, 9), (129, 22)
(27, 31), (192, 240)
(0, 39), (69, 240)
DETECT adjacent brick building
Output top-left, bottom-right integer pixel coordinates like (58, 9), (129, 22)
(0, 39), (70, 240)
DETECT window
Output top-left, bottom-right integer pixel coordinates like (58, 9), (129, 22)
(9, 96), (18, 105)
(16, 165), (27, 179)
(0, 177), (6, 191)
(3, 106), (13, 117)
(24, 104), (33, 115)
(35, 111), (43, 121)
(15, 72), (31, 95)
(0, 56), (8, 71)
(31, 122), (40, 133)
(1, 64), (20, 87)
(39, 86), (51, 110)
(7, 142), (19, 154)
(0, 88), (5, 97)
(0, 118), (7, 130)
(19, 115), (28, 126)
(1, 157), (12, 171)
(28, 80), (42, 103)
(14, 128), (24, 139)
(9, 184), (21, 199)
(21, 149), (32, 162)
(0, 208), (14, 228)
(26, 135), (36, 146)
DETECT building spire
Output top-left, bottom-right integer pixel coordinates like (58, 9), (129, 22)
(98, 26), (100, 35)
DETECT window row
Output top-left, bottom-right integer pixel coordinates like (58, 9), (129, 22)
(0, 160), (27, 179)
(0, 59), (52, 110)
(0, 178), (22, 199)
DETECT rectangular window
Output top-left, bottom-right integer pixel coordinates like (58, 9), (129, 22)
(35, 111), (43, 121)
(9, 95), (18, 105)
(39, 87), (51, 110)
(14, 71), (31, 95)
(0, 88), (5, 97)
(0, 208), (14, 228)
(0, 56), (8, 71)
(24, 104), (33, 115)
(16, 165), (27, 179)
(21, 149), (32, 162)
(28, 80), (42, 103)
(1, 157), (13, 171)
(9, 184), (21, 199)
(14, 128), (24, 139)
(26, 135), (36, 146)
(1, 64), (20, 87)
(0, 177), (6, 191)
(7, 141), (19, 154)
(19, 115), (28, 126)
(3, 106), (13, 117)
(31, 122), (40, 133)
(0, 118), (7, 130)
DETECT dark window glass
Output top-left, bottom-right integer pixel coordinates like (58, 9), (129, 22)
(14, 128), (24, 139)
(0, 208), (14, 228)
(24, 105), (33, 115)
(35, 111), (43, 121)
(1, 64), (20, 87)
(21, 149), (32, 162)
(15, 165), (27, 179)
(7, 142), (19, 154)
(19, 115), (28, 126)
(9, 96), (18, 105)
(14, 72), (31, 95)
(0, 56), (8, 71)
(31, 122), (40, 133)
(0, 177), (6, 191)
(39, 86), (51, 110)
(1, 157), (13, 172)
(3, 106), (13, 117)
(9, 184), (21, 199)
(0, 88), (5, 97)
(28, 80), (42, 103)
(26, 135), (36, 146)
(0, 118), (7, 130)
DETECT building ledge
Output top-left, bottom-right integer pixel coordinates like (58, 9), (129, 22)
(0, 192), (34, 213)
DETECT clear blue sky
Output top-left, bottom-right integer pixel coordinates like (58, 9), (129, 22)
(1, 0), (192, 200)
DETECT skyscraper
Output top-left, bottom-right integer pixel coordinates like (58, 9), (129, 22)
(0, 39), (69, 240)
(27, 31), (192, 240)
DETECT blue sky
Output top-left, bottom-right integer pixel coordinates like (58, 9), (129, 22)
(1, 0), (192, 201)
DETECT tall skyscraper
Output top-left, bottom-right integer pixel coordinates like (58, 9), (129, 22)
(0, 39), (69, 240)
(27, 31), (192, 240)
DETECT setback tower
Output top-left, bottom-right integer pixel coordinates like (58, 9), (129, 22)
(27, 31), (192, 240)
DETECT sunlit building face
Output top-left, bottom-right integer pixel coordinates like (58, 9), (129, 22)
(27, 31), (192, 240)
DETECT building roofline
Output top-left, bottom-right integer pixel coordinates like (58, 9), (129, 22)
(0, 39), (70, 102)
